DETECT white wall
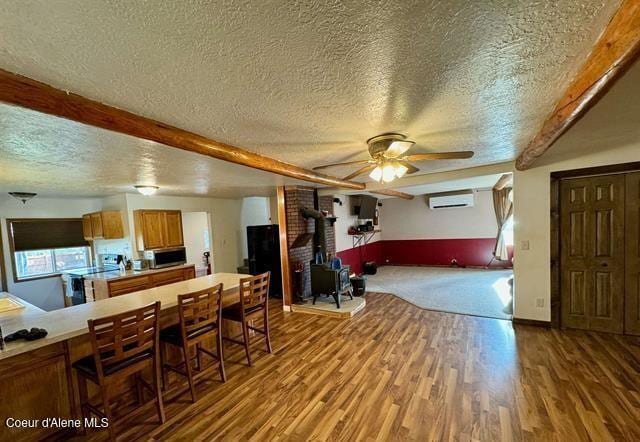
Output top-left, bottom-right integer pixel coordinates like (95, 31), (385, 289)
(0, 194), (102, 310)
(239, 197), (271, 260)
(124, 193), (244, 273)
(513, 143), (640, 321)
(379, 190), (497, 240)
(182, 212), (210, 271)
(332, 194), (382, 252)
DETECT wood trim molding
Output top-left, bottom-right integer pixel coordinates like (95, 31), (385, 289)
(515, 0), (640, 170)
(550, 160), (640, 179)
(369, 189), (414, 200)
(0, 69), (365, 190)
(549, 177), (561, 328)
(276, 187), (293, 307)
(512, 318), (551, 328)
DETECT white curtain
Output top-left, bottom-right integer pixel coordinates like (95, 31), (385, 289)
(493, 187), (513, 261)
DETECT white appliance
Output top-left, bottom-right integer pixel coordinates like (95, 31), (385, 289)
(428, 190), (475, 209)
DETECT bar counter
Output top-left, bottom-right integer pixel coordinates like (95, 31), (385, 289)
(0, 273), (249, 441)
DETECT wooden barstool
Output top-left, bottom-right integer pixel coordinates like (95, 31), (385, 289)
(222, 272), (272, 367)
(73, 301), (165, 441)
(160, 283), (226, 402)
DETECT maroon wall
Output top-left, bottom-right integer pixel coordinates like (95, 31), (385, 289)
(380, 238), (513, 267)
(337, 241), (382, 275)
(337, 238), (513, 273)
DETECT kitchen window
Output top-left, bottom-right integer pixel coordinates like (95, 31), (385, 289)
(7, 218), (91, 282)
(14, 247), (91, 280)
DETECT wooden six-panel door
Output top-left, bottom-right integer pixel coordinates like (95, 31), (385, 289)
(560, 174), (625, 333)
(625, 172), (640, 335)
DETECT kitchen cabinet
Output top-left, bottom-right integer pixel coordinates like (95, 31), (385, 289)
(108, 275), (152, 297)
(164, 211), (184, 247)
(133, 209), (184, 251)
(150, 268), (186, 286)
(90, 264), (196, 300)
(82, 211), (124, 240)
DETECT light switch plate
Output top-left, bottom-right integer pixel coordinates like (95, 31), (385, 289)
(521, 240), (530, 250)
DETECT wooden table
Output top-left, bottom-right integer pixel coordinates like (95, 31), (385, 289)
(0, 273), (249, 441)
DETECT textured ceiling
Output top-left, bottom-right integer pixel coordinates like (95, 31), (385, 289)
(0, 0), (620, 196)
(0, 104), (304, 198)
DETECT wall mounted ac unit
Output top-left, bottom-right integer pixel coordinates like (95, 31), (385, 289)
(427, 190), (475, 209)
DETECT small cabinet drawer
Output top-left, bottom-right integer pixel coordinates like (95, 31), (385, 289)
(150, 269), (185, 287)
(184, 267), (196, 280)
(108, 276), (151, 297)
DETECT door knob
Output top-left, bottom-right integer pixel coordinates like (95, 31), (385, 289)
(601, 262), (608, 267)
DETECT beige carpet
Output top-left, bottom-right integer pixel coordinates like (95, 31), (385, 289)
(365, 266), (513, 320)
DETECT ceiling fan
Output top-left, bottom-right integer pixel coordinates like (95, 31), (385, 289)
(313, 133), (474, 183)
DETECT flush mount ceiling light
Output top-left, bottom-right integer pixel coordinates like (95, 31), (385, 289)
(313, 133), (474, 183)
(134, 185), (159, 196)
(8, 192), (37, 204)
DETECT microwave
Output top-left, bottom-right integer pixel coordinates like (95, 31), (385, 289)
(143, 247), (187, 269)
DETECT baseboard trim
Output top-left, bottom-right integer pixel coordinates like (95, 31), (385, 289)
(512, 318), (551, 328)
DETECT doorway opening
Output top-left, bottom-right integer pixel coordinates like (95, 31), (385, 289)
(181, 211), (211, 277)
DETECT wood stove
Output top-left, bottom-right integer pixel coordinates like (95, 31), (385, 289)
(310, 263), (353, 308)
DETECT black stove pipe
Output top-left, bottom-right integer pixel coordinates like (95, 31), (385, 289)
(301, 207), (327, 260)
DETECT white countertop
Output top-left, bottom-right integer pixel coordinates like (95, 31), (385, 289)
(0, 292), (45, 318)
(81, 263), (196, 281)
(0, 273), (249, 360)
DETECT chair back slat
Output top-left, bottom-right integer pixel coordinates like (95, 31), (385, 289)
(87, 302), (161, 378)
(178, 284), (223, 338)
(240, 272), (270, 311)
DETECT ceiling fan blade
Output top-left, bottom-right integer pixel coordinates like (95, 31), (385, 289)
(312, 159), (371, 171)
(402, 162), (420, 174)
(403, 151), (474, 161)
(384, 140), (415, 158)
(344, 164), (377, 180)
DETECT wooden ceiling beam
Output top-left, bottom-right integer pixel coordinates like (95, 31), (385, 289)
(369, 189), (414, 200)
(515, 0), (640, 170)
(0, 69), (365, 190)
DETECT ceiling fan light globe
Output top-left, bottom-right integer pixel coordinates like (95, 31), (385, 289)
(386, 140), (414, 158)
(394, 163), (408, 178)
(369, 166), (383, 182)
(381, 164), (396, 183)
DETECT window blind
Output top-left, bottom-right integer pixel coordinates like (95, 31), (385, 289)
(9, 219), (89, 252)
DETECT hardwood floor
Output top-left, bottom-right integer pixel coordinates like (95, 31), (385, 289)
(74, 293), (640, 441)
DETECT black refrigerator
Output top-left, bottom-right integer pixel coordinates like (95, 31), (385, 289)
(247, 224), (282, 298)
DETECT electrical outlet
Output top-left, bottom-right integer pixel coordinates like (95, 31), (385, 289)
(521, 240), (530, 250)
(536, 298), (544, 308)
